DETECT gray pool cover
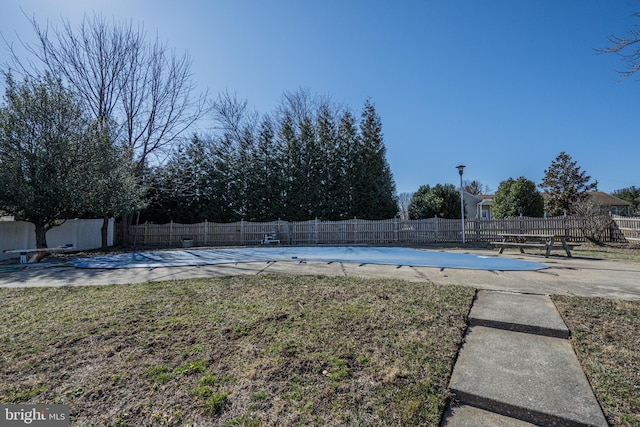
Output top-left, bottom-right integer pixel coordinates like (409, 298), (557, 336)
(71, 246), (548, 271)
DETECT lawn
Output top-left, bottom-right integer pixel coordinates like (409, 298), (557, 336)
(554, 295), (640, 427)
(0, 275), (474, 426)
(572, 244), (640, 262)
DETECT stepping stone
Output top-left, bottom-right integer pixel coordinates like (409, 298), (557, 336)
(469, 290), (569, 338)
(449, 326), (608, 427)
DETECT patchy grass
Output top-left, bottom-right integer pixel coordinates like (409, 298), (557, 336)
(553, 296), (640, 427)
(0, 275), (474, 426)
(572, 244), (640, 262)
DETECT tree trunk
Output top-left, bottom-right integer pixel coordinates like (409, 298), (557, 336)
(122, 213), (131, 247)
(101, 214), (109, 250)
(34, 222), (48, 248)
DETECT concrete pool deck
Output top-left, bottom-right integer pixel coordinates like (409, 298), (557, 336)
(1, 247), (639, 300)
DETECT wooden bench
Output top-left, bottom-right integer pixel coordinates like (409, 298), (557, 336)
(491, 234), (575, 258)
(3, 245), (74, 263)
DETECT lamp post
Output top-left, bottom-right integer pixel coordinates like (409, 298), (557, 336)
(456, 165), (466, 244)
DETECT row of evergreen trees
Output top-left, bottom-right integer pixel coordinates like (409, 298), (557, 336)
(141, 92), (398, 223)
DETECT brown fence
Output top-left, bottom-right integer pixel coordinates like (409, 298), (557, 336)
(120, 215), (639, 247)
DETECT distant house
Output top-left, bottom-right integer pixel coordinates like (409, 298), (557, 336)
(461, 191), (631, 219)
(462, 193), (493, 219)
(585, 191), (631, 216)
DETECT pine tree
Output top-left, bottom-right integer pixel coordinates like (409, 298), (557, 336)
(280, 113), (307, 221)
(539, 152), (596, 216)
(335, 110), (359, 219)
(354, 100), (397, 219)
(253, 115), (284, 220)
(313, 104), (338, 219)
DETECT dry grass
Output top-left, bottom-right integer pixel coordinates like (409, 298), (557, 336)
(553, 296), (640, 427)
(572, 244), (640, 262)
(0, 275), (474, 426)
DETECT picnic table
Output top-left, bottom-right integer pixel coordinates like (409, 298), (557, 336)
(490, 234), (576, 258)
(3, 245), (74, 263)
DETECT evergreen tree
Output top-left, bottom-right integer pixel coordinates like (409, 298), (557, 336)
(81, 123), (146, 247)
(252, 115), (284, 221)
(298, 115), (318, 218)
(237, 125), (260, 221)
(408, 184), (461, 219)
(280, 113), (307, 221)
(353, 100), (397, 219)
(141, 93), (399, 224)
(539, 152), (597, 216)
(143, 136), (215, 223)
(492, 177), (544, 218)
(0, 73), (99, 247)
(335, 110), (359, 219)
(315, 103), (338, 219)
(210, 134), (243, 222)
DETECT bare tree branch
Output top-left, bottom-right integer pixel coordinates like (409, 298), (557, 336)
(598, 10), (640, 79)
(9, 12), (208, 172)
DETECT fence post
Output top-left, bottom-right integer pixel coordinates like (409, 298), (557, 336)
(204, 220), (208, 246)
(314, 217), (319, 244)
(519, 214), (524, 234)
(394, 217), (399, 243)
(354, 217), (358, 244)
(169, 220), (173, 246)
(240, 220), (244, 245)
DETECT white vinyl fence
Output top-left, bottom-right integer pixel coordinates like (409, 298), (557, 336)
(0, 218), (114, 261)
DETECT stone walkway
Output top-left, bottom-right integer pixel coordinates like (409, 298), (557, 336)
(442, 290), (608, 426)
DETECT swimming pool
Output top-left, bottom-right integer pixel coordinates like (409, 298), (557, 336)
(70, 246), (548, 271)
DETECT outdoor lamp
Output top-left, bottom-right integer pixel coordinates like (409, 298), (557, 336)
(456, 165), (466, 244)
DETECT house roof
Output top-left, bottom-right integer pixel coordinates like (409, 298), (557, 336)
(587, 191), (631, 206)
(476, 191), (630, 207)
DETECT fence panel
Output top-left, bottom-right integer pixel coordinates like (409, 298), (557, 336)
(122, 215), (636, 247)
(1, 218), (114, 261)
(612, 215), (640, 242)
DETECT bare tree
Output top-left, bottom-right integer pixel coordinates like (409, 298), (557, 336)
(11, 13), (207, 244)
(397, 192), (413, 220)
(120, 34), (207, 173)
(573, 198), (613, 245)
(463, 179), (491, 195)
(599, 10), (640, 78)
(18, 13), (134, 129)
(210, 90), (257, 144)
(16, 13), (207, 168)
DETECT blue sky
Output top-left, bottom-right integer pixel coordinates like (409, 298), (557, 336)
(1, 0), (639, 195)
